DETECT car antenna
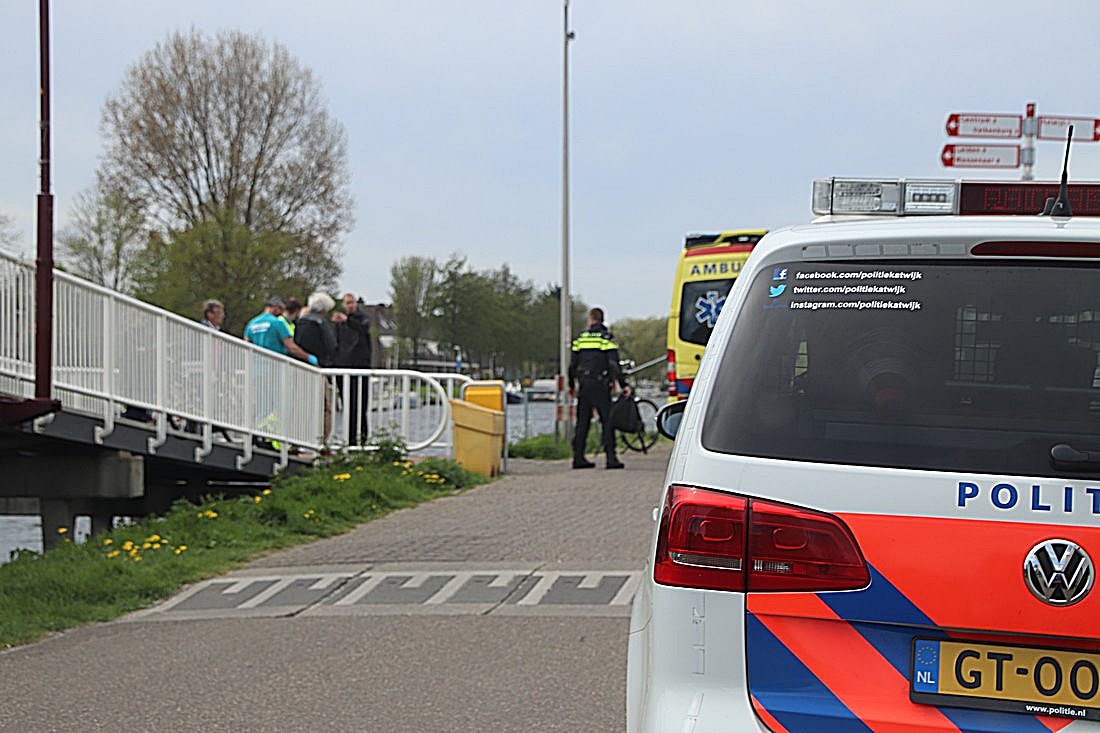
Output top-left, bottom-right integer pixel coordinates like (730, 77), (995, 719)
(1041, 124), (1074, 217)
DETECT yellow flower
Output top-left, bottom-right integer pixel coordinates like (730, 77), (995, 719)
(106, 550), (121, 558)
(356, 466), (363, 472)
(128, 549), (139, 557)
(262, 489), (272, 495)
(147, 534), (160, 543)
(103, 538), (113, 546)
(122, 540), (134, 551)
(253, 496), (263, 503)
(204, 510), (218, 519)
(132, 555), (142, 562)
(177, 545), (187, 552)
(152, 543), (161, 550)
(57, 527), (68, 535)
(142, 542), (152, 549)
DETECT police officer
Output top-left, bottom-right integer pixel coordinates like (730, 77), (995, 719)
(569, 307), (631, 469)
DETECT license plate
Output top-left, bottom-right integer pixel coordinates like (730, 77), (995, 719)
(911, 638), (1100, 720)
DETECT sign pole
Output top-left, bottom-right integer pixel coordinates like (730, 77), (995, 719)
(1021, 102), (1036, 181)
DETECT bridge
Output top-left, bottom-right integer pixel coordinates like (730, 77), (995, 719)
(0, 248), (471, 546)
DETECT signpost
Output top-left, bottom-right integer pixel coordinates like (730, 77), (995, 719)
(941, 144), (1020, 169)
(945, 114), (1022, 139)
(941, 104), (1098, 180)
(1037, 116), (1100, 142)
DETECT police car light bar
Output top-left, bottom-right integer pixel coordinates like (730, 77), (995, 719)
(813, 179), (955, 216)
(813, 178), (1100, 217)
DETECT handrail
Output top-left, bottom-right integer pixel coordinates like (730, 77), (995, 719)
(322, 368), (453, 452)
(1, 249), (469, 458)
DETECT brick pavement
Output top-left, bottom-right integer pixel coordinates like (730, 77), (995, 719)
(246, 443), (671, 569)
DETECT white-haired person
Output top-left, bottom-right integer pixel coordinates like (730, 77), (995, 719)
(294, 291), (339, 440)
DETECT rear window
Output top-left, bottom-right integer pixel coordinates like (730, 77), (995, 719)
(679, 279), (736, 346)
(701, 259), (1100, 477)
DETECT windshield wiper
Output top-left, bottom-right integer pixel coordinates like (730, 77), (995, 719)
(1050, 443), (1100, 470)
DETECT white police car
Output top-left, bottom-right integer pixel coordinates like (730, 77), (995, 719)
(628, 176), (1100, 732)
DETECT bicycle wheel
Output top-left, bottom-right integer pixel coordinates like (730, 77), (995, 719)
(620, 398), (659, 453)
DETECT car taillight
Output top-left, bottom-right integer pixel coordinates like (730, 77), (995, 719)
(654, 485), (870, 593)
(667, 349), (677, 398)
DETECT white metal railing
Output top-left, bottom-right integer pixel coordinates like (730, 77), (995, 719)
(323, 369), (467, 452)
(0, 250), (474, 462)
(0, 249), (325, 459)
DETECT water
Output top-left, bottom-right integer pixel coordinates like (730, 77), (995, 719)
(0, 515), (43, 562)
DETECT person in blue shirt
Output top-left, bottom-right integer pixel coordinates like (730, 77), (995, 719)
(244, 296), (318, 365)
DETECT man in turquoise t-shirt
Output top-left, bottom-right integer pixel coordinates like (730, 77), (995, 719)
(244, 296), (318, 365)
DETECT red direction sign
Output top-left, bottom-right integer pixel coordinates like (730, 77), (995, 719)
(945, 113), (1022, 139)
(1037, 116), (1100, 141)
(941, 144), (1020, 169)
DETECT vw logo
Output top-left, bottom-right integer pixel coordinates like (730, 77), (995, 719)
(1023, 539), (1094, 607)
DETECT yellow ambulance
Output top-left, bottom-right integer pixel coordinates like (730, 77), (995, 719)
(666, 229), (767, 400)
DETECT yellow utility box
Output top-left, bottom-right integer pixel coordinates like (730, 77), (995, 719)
(462, 380), (506, 412)
(451, 398), (505, 477)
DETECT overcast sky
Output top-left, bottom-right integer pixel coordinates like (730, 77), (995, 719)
(3, 1), (1100, 322)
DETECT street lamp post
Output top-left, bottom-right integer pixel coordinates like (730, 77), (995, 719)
(557, 0), (575, 441)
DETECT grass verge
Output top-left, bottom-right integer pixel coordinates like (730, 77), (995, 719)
(0, 451), (486, 649)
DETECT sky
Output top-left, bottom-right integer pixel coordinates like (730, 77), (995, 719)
(3, 1), (1100, 322)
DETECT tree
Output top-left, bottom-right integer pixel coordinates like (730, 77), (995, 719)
(0, 212), (20, 251)
(59, 188), (146, 292)
(133, 216), (313, 334)
(389, 256), (437, 366)
(97, 28), (351, 291)
(610, 316), (667, 382)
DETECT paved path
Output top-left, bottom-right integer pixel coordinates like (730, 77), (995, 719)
(0, 445), (670, 732)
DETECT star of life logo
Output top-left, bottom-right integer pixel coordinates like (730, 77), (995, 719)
(694, 290), (725, 328)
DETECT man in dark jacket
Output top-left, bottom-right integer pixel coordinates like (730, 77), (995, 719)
(569, 307), (631, 469)
(294, 291), (339, 440)
(334, 293), (373, 445)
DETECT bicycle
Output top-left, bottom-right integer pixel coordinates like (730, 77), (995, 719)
(584, 393), (660, 459)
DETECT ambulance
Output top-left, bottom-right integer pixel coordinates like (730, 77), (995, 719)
(666, 229), (767, 401)
(629, 176), (1100, 732)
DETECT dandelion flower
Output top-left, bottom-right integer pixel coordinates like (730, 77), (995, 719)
(253, 496), (263, 503)
(177, 545), (187, 552)
(122, 540), (134, 551)
(56, 527), (68, 535)
(103, 538), (113, 546)
(106, 550), (120, 559)
(262, 489), (272, 495)
(142, 542), (152, 549)
(147, 534), (160, 543)
(152, 543), (161, 550)
(133, 556), (142, 562)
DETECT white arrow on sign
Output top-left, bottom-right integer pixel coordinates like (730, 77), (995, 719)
(941, 144), (1020, 169)
(1037, 116), (1100, 141)
(945, 113), (1022, 139)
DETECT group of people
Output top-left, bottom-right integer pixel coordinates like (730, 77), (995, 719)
(198, 297), (632, 462)
(199, 293), (374, 443)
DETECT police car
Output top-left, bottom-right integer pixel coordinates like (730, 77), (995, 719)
(627, 175), (1100, 732)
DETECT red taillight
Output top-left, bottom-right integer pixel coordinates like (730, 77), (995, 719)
(654, 485), (870, 593)
(667, 349), (677, 398)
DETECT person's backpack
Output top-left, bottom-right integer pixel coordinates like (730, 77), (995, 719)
(610, 395), (642, 433)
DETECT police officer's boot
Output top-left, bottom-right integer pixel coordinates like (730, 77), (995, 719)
(573, 454), (596, 469)
(606, 453), (624, 470)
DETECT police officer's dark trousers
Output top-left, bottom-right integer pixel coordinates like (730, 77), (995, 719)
(574, 378), (617, 462)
